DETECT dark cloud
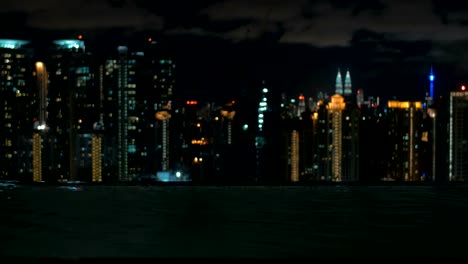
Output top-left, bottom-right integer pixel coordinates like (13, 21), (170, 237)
(134, 0), (220, 29)
(108, 0), (127, 8)
(0, 0), (164, 30)
(328, 0), (386, 15)
(4, 0), (467, 47)
(433, 0), (468, 24)
(1, 0), (467, 75)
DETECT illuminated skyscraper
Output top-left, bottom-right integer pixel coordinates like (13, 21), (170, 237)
(344, 70), (352, 96)
(45, 39), (95, 182)
(386, 100), (426, 181)
(0, 39), (34, 180)
(131, 41), (177, 180)
(313, 102), (330, 181)
(116, 46), (132, 182)
(335, 69), (343, 95)
(101, 42), (176, 182)
(32, 62), (48, 182)
(327, 95), (346, 181)
(448, 90), (468, 181)
(100, 46), (135, 182)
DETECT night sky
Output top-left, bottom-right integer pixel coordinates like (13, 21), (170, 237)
(1, 0), (468, 102)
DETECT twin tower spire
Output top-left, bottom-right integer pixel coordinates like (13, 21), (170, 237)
(335, 69), (352, 96)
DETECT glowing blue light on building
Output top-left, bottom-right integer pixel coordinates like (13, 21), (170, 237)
(53, 39), (85, 50)
(429, 66), (435, 99)
(0, 39), (29, 49)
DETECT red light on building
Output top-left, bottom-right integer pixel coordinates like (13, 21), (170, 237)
(78, 34), (83, 40)
(148, 38), (152, 42)
(462, 85), (466, 91)
(186, 100), (198, 105)
(298, 95), (305, 100)
(231, 100), (235, 104)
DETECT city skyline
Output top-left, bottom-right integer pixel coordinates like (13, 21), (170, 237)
(3, 2), (468, 262)
(1, 0), (468, 184)
(1, 36), (467, 184)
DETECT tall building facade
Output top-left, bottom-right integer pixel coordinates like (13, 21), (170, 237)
(45, 39), (96, 182)
(327, 95), (346, 181)
(335, 69), (343, 95)
(101, 42), (176, 182)
(448, 90), (468, 181)
(0, 39), (35, 180)
(102, 46), (138, 182)
(386, 100), (426, 181)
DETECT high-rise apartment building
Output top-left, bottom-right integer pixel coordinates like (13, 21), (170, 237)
(0, 39), (34, 181)
(101, 42), (176, 182)
(448, 90), (468, 181)
(45, 39), (95, 182)
(386, 100), (426, 181)
(101, 46), (138, 182)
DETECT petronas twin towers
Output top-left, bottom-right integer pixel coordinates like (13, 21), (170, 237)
(335, 69), (352, 96)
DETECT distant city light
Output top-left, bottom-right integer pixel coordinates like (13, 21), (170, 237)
(148, 37), (152, 42)
(0, 39), (29, 49)
(462, 85), (466, 91)
(243, 124), (248, 131)
(262, 88), (268, 93)
(429, 74), (435, 82)
(78, 34), (83, 40)
(53, 39), (84, 50)
(175, 171), (181, 178)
